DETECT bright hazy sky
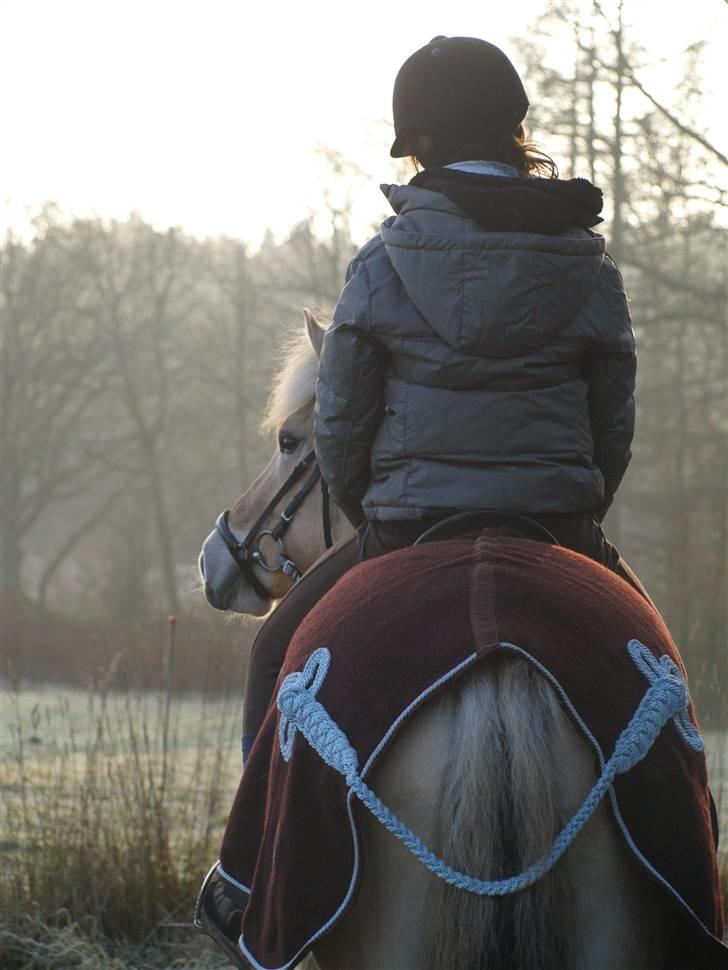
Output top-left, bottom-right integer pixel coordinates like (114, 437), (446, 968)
(2, 0), (725, 247)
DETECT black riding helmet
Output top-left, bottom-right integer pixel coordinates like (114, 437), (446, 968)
(390, 36), (529, 158)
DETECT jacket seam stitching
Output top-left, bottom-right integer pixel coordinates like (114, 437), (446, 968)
(402, 378), (411, 506)
(339, 261), (373, 503)
(457, 244), (466, 347)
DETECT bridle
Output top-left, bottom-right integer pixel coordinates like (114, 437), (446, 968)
(214, 449), (333, 601)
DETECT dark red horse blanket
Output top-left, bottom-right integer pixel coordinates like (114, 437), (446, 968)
(219, 535), (726, 969)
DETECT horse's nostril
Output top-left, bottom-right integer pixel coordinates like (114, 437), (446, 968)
(204, 581), (227, 612)
(198, 552), (206, 579)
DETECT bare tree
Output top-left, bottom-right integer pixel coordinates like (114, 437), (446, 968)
(191, 239), (267, 488)
(516, 1), (727, 714)
(1, 209), (115, 603)
(74, 215), (194, 615)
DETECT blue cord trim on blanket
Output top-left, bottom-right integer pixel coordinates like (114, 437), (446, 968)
(276, 639), (702, 897)
(217, 863), (251, 895)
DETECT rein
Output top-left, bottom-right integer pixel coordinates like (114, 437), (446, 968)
(215, 450), (333, 600)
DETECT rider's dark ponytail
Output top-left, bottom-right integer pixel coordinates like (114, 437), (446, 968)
(409, 123), (559, 179)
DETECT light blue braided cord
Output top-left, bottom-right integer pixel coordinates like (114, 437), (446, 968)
(627, 639), (704, 752)
(277, 640), (702, 897)
(278, 648), (359, 780)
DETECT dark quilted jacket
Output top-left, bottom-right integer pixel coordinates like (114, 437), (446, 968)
(314, 173), (636, 525)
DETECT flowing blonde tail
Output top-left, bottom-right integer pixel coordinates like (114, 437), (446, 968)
(423, 655), (577, 970)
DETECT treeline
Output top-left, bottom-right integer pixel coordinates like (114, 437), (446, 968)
(1, 2), (725, 714)
(1, 191), (359, 622)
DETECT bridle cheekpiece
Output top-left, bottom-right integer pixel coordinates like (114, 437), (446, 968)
(214, 449), (333, 602)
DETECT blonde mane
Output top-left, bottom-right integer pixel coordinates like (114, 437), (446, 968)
(260, 327), (321, 437)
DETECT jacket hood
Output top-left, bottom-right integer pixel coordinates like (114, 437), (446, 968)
(379, 175), (606, 358)
(410, 167), (604, 233)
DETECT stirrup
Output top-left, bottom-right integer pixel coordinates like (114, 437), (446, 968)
(194, 862), (248, 968)
(414, 510), (559, 547)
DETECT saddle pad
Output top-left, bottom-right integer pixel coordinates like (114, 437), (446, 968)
(219, 535), (725, 969)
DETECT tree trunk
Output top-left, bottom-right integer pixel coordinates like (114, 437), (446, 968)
(109, 490), (149, 624)
(144, 440), (180, 616)
(234, 246), (251, 487)
(0, 469), (23, 603)
(37, 489), (122, 610)
(607, 0), (626, 549)
(610, 0), (626, 265)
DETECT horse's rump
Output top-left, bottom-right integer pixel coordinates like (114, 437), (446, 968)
(218, 534), (724, 969)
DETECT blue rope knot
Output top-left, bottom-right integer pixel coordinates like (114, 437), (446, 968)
(626, 639), (703, 754)
(276, 639), (703, 897)
(277, 647), (359, 781)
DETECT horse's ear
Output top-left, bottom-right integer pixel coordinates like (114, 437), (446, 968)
(303, 308), (326, 359)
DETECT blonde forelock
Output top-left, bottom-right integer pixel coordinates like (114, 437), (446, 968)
(260, 326), (322, 437)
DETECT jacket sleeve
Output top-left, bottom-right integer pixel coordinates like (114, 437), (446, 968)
(314, 256), (385, 527)
(584, 257), (636, 520)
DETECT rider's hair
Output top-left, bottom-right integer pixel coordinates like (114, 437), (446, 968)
(409, 123), (558, 178)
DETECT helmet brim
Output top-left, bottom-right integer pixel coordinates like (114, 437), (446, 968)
(389, 133), (411, 158)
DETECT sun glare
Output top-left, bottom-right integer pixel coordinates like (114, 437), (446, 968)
(1, 0), (725, 245)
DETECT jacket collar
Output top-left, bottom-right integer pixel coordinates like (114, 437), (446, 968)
(445, 159), (519, 177)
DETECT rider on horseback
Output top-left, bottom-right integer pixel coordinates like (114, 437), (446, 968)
(242, 35), (649, 764)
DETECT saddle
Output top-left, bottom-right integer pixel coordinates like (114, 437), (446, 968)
(413, 509), (559, 546)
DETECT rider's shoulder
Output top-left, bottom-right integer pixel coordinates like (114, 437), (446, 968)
(345, 229), (392, 282)
(591, 248), (630, 320)
(599, 250), (627, 292)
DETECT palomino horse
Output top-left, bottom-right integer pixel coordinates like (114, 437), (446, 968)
(199, 311), (672, 969)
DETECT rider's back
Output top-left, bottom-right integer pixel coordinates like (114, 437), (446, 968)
(315, 161), (635, 526)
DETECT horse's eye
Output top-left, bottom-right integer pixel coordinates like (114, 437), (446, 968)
(278, 431), (300, 454)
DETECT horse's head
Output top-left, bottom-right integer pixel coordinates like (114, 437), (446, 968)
(199, 310), (352, 615)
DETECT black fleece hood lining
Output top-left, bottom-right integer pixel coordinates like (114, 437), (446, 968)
(409, 168), (604, 235)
